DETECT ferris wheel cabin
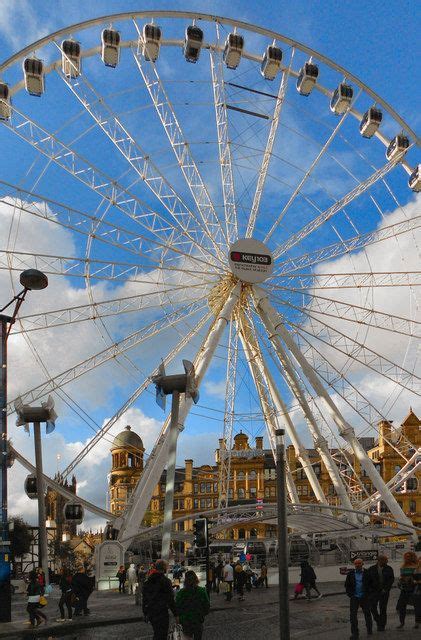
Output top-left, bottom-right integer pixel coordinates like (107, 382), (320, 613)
(184, 25), (204, 63)
(23, 58), (44, 96)
(296, 61), (319, 96)
(0, 82), (11, 120)
(101, 28), (121, 67)
(24, 474), (38, 499)
(409, 165), (421, 192)
(386, 134), (409, 161)
(223, 33), (244, 69)
(63, 502), (84, 525)
(61, 40), (81, 78)
(359, 107), (383, 138)
(142, 24), (162, 62)
(330, 82), (353, 114)
(261, 45), (282, 80)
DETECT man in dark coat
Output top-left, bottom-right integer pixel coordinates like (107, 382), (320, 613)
(345, 558), (374, 639)
(142, 559), (177, 640)
(72, 565), (93, 616)
(367, 554), (394, 632)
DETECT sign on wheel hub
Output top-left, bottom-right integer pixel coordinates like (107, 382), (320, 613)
(228, 238), (273, 283)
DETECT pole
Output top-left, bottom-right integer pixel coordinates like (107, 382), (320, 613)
(275, 429), (290, 640)
(0, 315), (12, 622)
(161, 391), (180, 562)
(205, 539), (210, 600)
(33, 422), (49, 587)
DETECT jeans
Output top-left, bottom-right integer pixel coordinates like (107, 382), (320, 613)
(370, 590), (389, 630)
(58, 593), (73, 619)
(150, 611), (169, 640)
(74, 593), (89, 615)
(225, 581), (233, 601)
(349, 596), (372, 637)
(304, 581), (320, 599)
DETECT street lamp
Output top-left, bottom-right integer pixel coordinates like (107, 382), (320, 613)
(0, 269), (48, 623)
(275, 428), (290, 640)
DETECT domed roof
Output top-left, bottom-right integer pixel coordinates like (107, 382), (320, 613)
(111, 426), (144, 451)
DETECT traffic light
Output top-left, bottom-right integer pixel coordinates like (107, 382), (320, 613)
(193, 517), (208, 548)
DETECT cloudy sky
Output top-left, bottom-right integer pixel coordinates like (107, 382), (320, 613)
(0, 0), (419, 530)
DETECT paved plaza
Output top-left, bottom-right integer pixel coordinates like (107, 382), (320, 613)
(2, 574), (418, 640)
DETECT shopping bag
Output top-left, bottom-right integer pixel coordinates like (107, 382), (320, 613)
(294, 582), (304, 595)
(169, 623), (183, 640)
(39, 595), (48, 606)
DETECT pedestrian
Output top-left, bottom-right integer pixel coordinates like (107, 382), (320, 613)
(127, 562), (137, 595)
(414, 556), (421, 630)
(175, 569), (210, 639)
(116, 564), (126, 593)
(345, 558), (373, 639)
(396, 550), (419, 629)
(142, 559), (177, 640)
(256, 562), (269, 588)
(26, 570), (46, 627)
(36, 567), (46, 589)
(214, 560), (224, 593)
(56, 566), (73, 622)
(72, 565), (93, 616)
(300, 560), (322, 600)
(367, 554), (394, 632)
(222, 560), (234, 602)
(234, 564), (247, 601)
(136, 564), (147, 606)
(206, 561), (215, 594)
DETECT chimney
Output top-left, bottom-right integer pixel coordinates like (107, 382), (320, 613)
(378, 419), (393, 449)
(185, 459), (193, 481)
(255, 436), (263, 450)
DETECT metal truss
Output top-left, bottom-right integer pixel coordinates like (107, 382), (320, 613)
(116, 284), (241, 548)
(55, 47), (224, 267)
(361, 449), (421, 510)
(273, 158), (402, 260)
(61, 309), (213, 479)
(218, 319), (239, 510)
(7, 299), (207, 414)
(272, 271), (421, 290)
(131, 26), (227, 251)
(209, 30), (238, 244)
(253, 285), (416, 535)
(245, 52), (294, 238)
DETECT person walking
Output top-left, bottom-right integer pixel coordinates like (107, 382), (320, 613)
(136, 564), (147, 606)
(234, 564), (247, 601)
(215, 560), (224, 593)
(142, 559), (177, 640)
(72, 565), (93, 616)
(396, 551), (419, 629)
(36, 567), (46, 589)
(345, 558), (373, 639)
(26, 570), (46, 627)
(175, 570), (210, 639)
(223, 560), (234, 602)
(367, 554), (394, 632)
(116, 564), (126, 593)
(127, 562), (137, 595)
(256, 562), (269, 588)
(56, 567), (73, 622)
(300, 560), (322, 600)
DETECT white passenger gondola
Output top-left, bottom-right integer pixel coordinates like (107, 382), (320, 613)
(24, 474), (38, 499)
(330, 82), (353, 114)
(359, 107), (382, 138)
(408, 165), (421, 192)
(296, 61), (319, 96)
(61, 40), (81, 78)
(261, 45), (282, 80)
(63, 502), (84, 525)
(23, 58), (44, 97)
(0, 82), (11, 120)
(142, 23), (162, 62)
(184, 25), (204, 63)
(386, 134), (409, 162)
(223, 33), (244, 69)
(101, 28), (121, 67)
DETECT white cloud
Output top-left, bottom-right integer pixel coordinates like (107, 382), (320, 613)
(203, 379), (226, 399)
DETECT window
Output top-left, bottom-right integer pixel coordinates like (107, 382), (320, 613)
(200, 483), (206, 493)
(200, 498), (206, 509)
(194, 499), (199, 509)
(214, 482), (218, 493)
(409, 500), (417, 513)
(179, 499), (184, 510)
(238, 528), (246, 539)
(250, 528), (258, 538)
(228, 488), (233, 499)
(160, 500), (165, 510)
(237, 471), (245, 481)
(270, 487), (276, 497)
(406, 477), (418, 491)
(213, 498), (218, 508)
(238, 488), (245, 499)
(206, 483), (212, 493)
(296, 468), (306, 480)
(395, 465), (402, 474)
(194, 483), (198, 494)
(313, 464), (321, 477)
(206, 498), (212, 508)
(160, 483), (166, 492)
(250, 487), (257, 498)
(264, 468), (276, 480)
(301, 485), (308, 496)
(265, 487), (270, 498)
(249, 470), (256, 480)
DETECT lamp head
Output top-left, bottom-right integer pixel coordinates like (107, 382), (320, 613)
(20, 269), (48, 291)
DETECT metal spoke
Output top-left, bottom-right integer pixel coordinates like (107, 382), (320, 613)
(269, 271), (421, 290)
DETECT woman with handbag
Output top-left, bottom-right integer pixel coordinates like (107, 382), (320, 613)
(396, 551), (418, 629)
(26, 570), (47, 626)
(175, 570), (210, 640)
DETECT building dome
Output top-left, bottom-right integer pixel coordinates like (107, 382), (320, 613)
(111, 425), (144, 451)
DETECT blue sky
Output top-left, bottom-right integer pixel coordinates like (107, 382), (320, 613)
(0, 0), (419, 527)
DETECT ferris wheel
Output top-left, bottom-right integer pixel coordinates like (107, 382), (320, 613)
(1, 10), (420, 545)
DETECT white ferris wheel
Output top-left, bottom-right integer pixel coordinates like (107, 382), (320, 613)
(1, 10), (420, 547)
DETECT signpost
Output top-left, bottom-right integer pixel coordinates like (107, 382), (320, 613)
(95, 540), (124, 590)
(349, 549), (378, 562)
(228, 238), (273, 284)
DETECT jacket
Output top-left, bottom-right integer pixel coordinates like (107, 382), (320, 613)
(72, 572), (92, 598)
(142, 572), (177, 618)
(175, 586), (210, 625)
(367, 563), (394, 592)
(345, 569), (374, 598)
(300, 564), (317, 584)
(59, 575), (73, 595)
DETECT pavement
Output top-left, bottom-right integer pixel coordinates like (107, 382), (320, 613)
(1, 577), (418, 640)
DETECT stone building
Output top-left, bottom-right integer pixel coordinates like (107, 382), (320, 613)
(45, 474), (78, 541)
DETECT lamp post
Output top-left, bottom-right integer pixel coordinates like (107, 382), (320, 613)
(275, 428), (290, 640)
(0, 269), (48, 622)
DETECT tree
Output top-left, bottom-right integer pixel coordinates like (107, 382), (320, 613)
(9, 517), (33, 577)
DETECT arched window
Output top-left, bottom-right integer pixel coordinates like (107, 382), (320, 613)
(250, 528), (258, 538)
(238, 487), (245, 499)
(229, 529), (235, 540)
(265, 487), (270, 498)
(228, 488), (234, 499)
(249, 470), (256, 480)
(238, 528), (246, 539)
(237, 471), (245, 481)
